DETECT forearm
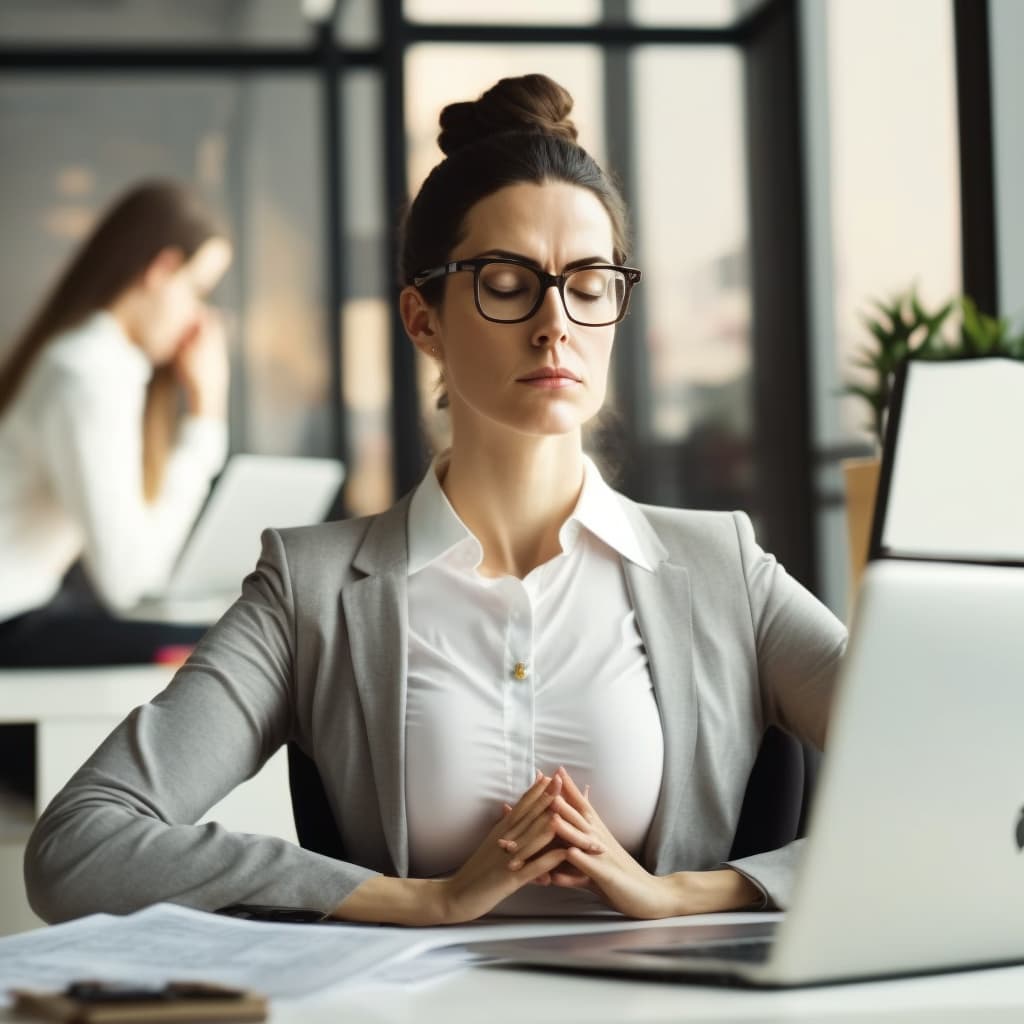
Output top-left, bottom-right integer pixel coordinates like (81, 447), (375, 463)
(663, 868), (764, 915)
(331, 875), (447, 926)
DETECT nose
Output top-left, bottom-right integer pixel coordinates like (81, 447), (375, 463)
(530, 283), (570, 348)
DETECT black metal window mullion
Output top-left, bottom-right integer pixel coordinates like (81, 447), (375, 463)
(382, 0), (427, 499)
(741, 0), (817, 591)
(315, 16), (348, 473)
(953, 0), (998, 317)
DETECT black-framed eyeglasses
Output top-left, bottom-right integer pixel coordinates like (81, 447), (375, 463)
(412, 257), (642, 327)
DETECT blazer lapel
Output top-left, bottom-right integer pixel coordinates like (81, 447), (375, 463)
(620, 504), (700, 875)
(341, 497), (412, 877)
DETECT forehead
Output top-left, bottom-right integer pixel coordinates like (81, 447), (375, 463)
(185, 237), (232, 291)
(454, 181), (615, 263)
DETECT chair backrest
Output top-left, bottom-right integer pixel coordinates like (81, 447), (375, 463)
(287, 743), (347, 860)
(727, 725), (816, 860)
(288, 727), (815, 864)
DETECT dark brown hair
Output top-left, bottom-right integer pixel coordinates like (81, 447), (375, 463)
(0, 180), (225, 499)
(400, 73), (630, 307)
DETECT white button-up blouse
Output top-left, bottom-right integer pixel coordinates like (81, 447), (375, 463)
(404, 456), (666, 896)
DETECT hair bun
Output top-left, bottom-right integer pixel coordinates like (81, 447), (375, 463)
(437, 74), (578, 157)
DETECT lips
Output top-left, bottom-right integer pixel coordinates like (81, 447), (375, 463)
(517, 367), (583, 382)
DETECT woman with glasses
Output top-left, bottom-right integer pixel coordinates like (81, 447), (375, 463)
(26, 76), (846, 928)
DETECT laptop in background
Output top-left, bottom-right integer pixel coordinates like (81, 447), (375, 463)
(125, 454), (345, 624)
(472, 358), (1024, 986)
(869, 357), (1024, 564)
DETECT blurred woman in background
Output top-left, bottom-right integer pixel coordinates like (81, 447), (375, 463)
(0, 180), (231, 666)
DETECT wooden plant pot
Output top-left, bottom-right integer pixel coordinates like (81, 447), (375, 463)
(842, 456), (881, 596)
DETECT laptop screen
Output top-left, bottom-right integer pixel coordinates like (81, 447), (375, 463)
(869, 358), (1024, 565)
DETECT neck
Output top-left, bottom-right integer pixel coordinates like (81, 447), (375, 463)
(441, 426), (585, 579)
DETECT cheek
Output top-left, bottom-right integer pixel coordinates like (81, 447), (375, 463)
(583, 332), (615, 393)
(439, 313), (503, 388)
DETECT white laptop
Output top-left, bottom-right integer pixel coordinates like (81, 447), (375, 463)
(125, 454), (345, 624)
(473, 359), (1024, 986)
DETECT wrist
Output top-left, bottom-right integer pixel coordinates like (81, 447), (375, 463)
(665, 869), (764, 915)
(185, 386), (226, 421)
(331, 876), (447, 927)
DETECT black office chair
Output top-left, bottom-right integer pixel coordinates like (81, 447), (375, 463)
(726, 725), (819, 860)
(288, 726), (818, 864)
(287, 743), (348, 861)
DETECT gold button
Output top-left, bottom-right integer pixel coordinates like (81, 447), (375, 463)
(513, 662), (528, 681)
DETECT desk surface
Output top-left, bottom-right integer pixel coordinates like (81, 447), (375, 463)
(4, 959), (1023, 1024)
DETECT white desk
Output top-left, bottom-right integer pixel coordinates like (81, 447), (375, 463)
(2, 958), (1022, 1023)
(285, 963), (1024, 1023)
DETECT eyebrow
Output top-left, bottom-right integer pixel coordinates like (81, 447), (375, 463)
(475, 249), (614, 271)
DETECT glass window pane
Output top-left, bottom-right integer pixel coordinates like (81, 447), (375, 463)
(405, 44), (606, 195)
(0, 76), (330, 459)
(630, 47), (752, 508)
(404, 0), (599, 24)
(0, 0), (319, 44)
(341, 70), (394, 516)
(629, 0), (765, 27)
(828, 0), (961, 442)
(337, 0), (379, 46)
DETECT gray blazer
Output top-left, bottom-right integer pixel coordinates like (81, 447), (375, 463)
(25, 494), (847, 924)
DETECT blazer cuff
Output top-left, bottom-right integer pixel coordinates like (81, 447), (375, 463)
(721, 837), (806, 910)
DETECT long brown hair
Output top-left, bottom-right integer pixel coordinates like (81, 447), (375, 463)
(0, 180), (225, 500)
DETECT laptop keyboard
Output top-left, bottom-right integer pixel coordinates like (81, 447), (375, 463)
(630, 938), (774, 964)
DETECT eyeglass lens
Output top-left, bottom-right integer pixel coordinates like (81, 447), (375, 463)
(477, 263), (627, 325)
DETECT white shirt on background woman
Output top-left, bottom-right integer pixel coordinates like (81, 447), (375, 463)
(0, 311), (227, 621)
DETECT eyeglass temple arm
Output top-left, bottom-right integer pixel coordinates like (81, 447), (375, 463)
(412, 262), (461, 287)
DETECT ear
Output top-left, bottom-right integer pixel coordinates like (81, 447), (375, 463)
(400, 285), (443, 361)
(142, 246), (186, 291)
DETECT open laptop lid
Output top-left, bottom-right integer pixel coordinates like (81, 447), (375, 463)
(868, 357), (1024, 566)
(164, 454), (345, 599)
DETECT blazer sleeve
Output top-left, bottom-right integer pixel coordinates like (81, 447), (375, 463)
(720, 511), (848, 910)
(23, 529), (380, 924)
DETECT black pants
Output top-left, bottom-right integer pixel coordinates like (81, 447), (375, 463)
(0, 575), (209, 799)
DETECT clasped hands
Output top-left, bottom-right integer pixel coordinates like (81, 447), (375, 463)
(440, 765), (676, 923)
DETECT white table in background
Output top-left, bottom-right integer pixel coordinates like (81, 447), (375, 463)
(0, 664), (295, 837)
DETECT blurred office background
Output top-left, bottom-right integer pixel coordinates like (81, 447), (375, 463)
(1, 0), (1021, 618)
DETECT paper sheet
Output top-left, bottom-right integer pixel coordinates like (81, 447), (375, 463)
(0, 904), (426, 1004)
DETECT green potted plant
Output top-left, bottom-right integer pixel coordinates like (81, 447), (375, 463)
(842, 287), (1022, 589)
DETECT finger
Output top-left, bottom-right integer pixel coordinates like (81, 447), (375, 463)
(548, 811), (604, 854)
(502, 772), (551, 831)
(503, 770), (552, 827)
(556, 766), (590, 812)
(549, 868), (594, 889)
(498, 791), (557, 853)
(548, 793), (589, 832)
(516, 846), (569, 887)
(562, 845), (615, 887)
(501, 775), (562, 847)
(507, 811), (562, 870)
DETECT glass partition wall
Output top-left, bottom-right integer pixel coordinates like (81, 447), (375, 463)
(0, 0), (970, 601)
